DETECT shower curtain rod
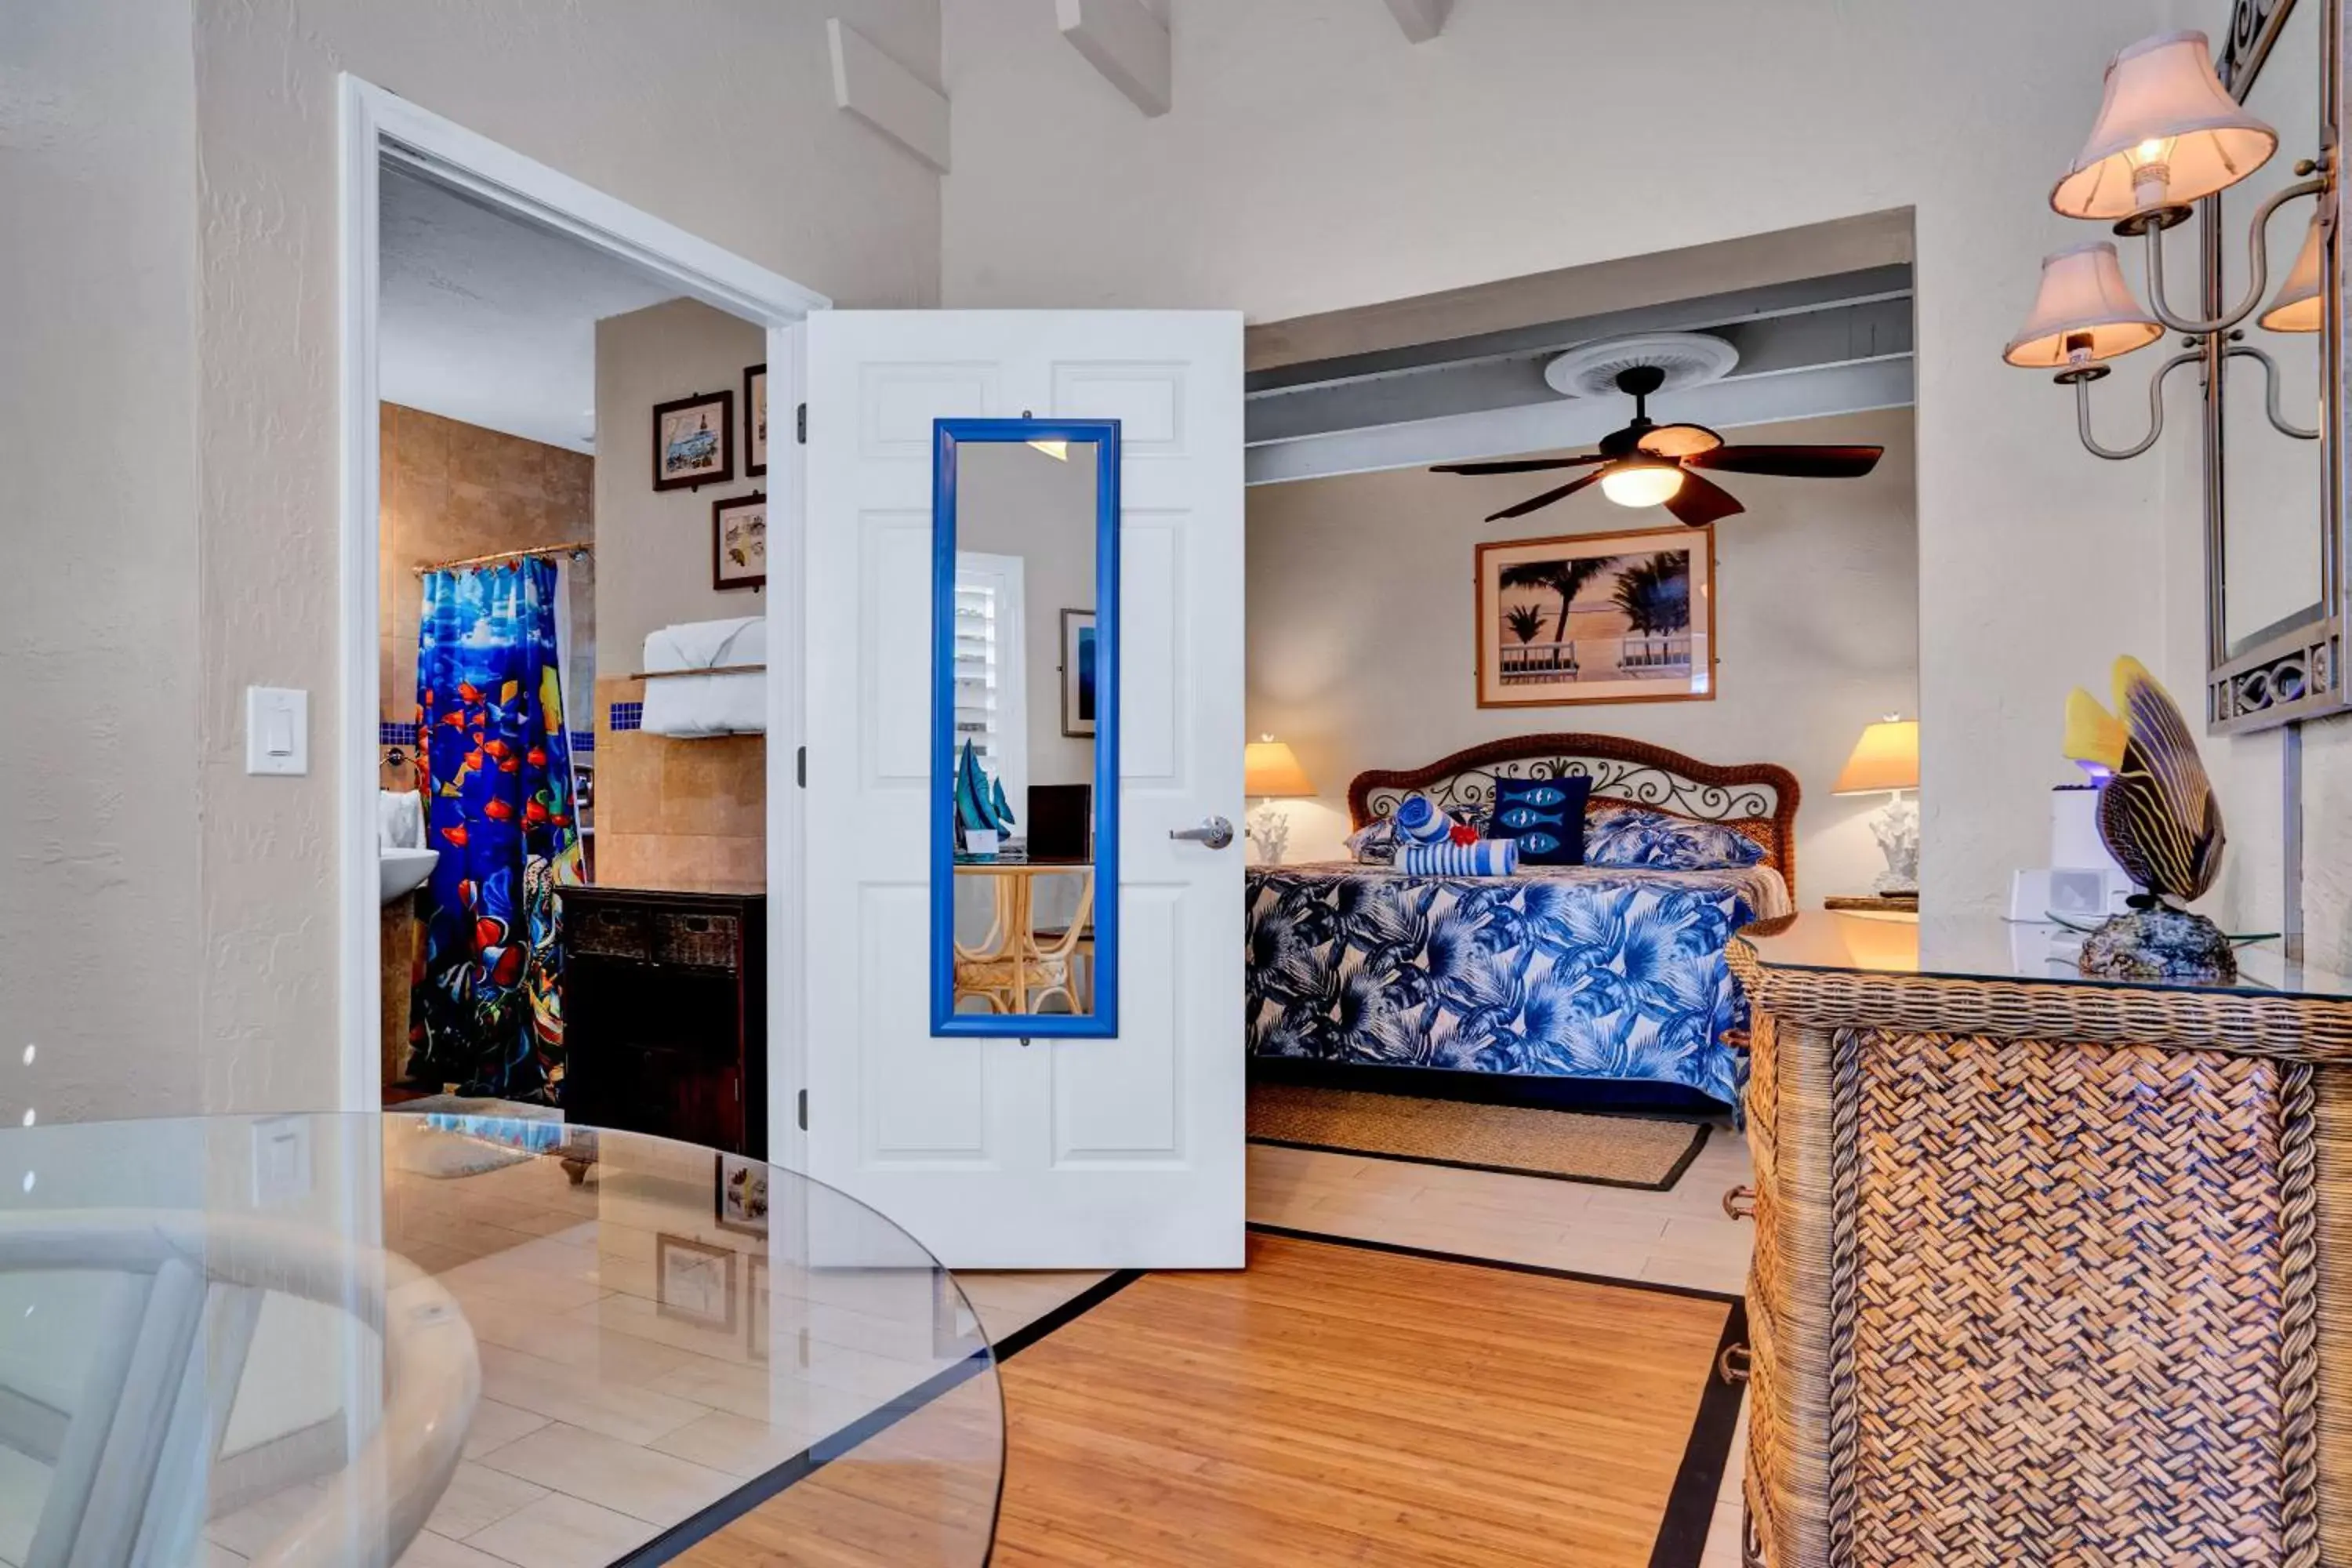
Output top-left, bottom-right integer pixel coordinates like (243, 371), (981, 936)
(412, 540), (593, 575)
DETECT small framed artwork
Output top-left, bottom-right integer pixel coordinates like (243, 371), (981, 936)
(1060, 609), (1097, 738)
(713, 1150), (768, 1236)
(713, 492), (768, 592)
(655, 1234), (739, 1331)
(744, 363), (768, 478)
(1474, 524), (1716, 708)
(653, 389), (734, 492)
(746, 1254), (771, 1364)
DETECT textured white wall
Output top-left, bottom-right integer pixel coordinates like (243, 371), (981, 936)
(182, 0), (942, 1112)
(941, 0), (2181, 918)
(0, 2), (205, 1122)
(1245, 409), (1918, 903)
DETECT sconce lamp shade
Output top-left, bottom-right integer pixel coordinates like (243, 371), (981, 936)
(1243, 737), (1316, 797)
(2003, 242), (2165, 368)
(2259, 209), (2328, 332)
(2051, 31), (2278, 220)
(1833, 719), (1920, 796)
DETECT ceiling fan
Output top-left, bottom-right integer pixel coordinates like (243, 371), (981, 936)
(1431, 365), (1885, 528)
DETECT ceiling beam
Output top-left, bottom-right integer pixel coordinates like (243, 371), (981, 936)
(1382, 0), (1451, 42)
(1246, 358), (1915, 485)
(827, 18), (951, 172)
(1057, 0), (1172, 117)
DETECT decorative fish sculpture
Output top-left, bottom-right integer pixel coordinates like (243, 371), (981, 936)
(2061, 655), (2224, 906)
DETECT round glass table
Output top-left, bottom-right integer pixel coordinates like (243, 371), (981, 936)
(0, 1113), (1002, 1566)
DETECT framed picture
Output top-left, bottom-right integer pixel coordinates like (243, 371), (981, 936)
(746, 1254), (770, 1364)
(655, 1234), (739, 1330)
(713, 492), (767, 593)
(713, 1150), (768, 1236)
(744, 363), (768, 478)
(1060, 608), (1097, 737)
(652, 389), (734, 492)
(1475, 525), (1716, 707)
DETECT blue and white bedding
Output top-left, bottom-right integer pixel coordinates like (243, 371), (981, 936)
(1246, 860), (1791, 1108)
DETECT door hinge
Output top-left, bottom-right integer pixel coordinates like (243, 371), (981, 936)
(796, 1088), (808, 1131)
(796, 745), (806, 788)
(795, 401), (807, 444)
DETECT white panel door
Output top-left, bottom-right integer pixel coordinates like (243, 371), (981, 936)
(803, 311), (1245, 1269)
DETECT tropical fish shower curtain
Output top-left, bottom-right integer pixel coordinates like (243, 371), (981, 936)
(409, 558), (584, 1102)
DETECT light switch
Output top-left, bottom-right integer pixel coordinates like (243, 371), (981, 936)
(245, 687), (309, 776)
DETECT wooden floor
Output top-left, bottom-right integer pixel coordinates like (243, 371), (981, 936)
(687, 1229), (1731, 1567)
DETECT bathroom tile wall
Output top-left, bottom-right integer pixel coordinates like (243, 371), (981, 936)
(590, 675), (766, 892)
(379, 404), (597, 731)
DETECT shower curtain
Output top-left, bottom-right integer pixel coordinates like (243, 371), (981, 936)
(409, 558), (585, 1102)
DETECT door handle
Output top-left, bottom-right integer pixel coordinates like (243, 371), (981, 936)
(1169, 815), (1235, 850)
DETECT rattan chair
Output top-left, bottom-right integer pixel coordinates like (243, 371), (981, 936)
(0, 1211), (478, 1568)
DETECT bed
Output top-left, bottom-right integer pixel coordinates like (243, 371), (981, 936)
(1246, 735), (1799, 1112)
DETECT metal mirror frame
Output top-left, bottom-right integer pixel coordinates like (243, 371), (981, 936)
(2205, 0), (2349, 732)
(927, 418), (1122, 1039)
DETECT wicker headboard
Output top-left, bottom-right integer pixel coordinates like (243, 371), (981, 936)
(1348, 733), (1802, 899)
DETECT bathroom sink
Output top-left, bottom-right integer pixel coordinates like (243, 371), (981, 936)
(380, 847), (438, 906)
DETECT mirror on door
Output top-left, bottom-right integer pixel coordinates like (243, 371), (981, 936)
(930, 419), (1120, 1037)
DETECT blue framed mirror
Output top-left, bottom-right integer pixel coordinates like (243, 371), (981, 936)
(930, 419), (1120, 1037)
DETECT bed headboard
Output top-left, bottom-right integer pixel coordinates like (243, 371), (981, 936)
(1348, 733), (1802, 898)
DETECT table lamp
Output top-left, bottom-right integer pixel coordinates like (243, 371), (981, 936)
(1834, 716), (1920, 897)
(1243, 735), (1316, 866)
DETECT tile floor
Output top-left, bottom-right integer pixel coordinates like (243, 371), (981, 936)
(194, 1121), (1755, 1568)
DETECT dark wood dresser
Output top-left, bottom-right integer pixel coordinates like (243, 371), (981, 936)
(561, 884), (767, 1157)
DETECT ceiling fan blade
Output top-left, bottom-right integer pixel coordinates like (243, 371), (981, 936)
(1485, 469), (1605, 521)
(1686, 444), (1884, 479)
(1635, 423), (1723, 459)
(1432, 455), (1608, 476)
(1664, 470), (1744, 528)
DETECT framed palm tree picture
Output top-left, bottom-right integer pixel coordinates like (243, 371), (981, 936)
(1474, 525), (1715, 707)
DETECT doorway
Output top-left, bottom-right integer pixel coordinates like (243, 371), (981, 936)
(336, 78), (822, 1172)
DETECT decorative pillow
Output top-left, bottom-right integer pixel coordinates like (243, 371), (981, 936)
(1345, 818), (1399, 864)
(1489, 775), (1593, 865)
(1390, 792), (1461, 847)
(1582, 804), (1766, 870)
(1398, 839), (1519, 877)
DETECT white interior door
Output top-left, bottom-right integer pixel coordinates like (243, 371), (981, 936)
(802, 310), (1245, 1269)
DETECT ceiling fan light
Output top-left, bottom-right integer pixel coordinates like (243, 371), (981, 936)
(2259, 209), (2327, 332)
(2004, 241), (2165, 368)
(1599, 460), (1686, 509)
(2051, 31), (2277, 220)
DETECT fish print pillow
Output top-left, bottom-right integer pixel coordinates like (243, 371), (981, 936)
(1489, 775), (1592, 865)
(1345, 818), (1399, 864)
(1583, 804), (1765, 870)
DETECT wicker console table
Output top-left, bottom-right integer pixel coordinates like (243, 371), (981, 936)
(1730, 914), (2352, 1568)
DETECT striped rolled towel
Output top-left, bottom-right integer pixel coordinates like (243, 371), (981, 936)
(1398, 839), (1521, 877)
(1391, 793), (1461, 847)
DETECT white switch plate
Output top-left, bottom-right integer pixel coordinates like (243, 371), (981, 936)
(245, 686), (308, 776)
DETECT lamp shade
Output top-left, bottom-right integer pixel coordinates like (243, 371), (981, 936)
(1244, 737), (1316, 797)
(2259, 209), (2327, 332)
(2003, 242), (2165, 368)
(1833, 719), (1920, 795)
(2052, 31), (2278, 220)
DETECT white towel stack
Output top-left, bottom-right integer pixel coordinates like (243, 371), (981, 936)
(640, 617), (768, 737)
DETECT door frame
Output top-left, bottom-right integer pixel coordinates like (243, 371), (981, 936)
(333, 77), (828, 1160)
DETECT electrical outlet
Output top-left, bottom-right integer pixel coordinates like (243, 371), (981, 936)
(250, 1116), (313, 1206)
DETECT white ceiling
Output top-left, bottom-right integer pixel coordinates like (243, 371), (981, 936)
(377, 163), (683, 452)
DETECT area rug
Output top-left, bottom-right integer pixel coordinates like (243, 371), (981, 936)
(1248, 1082), (1711, 1191)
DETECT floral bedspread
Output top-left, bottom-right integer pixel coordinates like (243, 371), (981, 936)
(1246, 861), (1789, 1107)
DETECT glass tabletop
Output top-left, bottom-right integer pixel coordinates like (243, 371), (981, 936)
(0, 1114), (1001, 1567)
(1740, 911), (2352, 1002)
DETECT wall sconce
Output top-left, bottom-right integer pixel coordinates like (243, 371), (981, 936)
(2005, 28), (2330, 459)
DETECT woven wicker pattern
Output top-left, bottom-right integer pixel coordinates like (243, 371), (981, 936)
(1847, 1028), (2292, 1566)
(2314, 1072), (2352, 1566)
(1748, 1018), (1838, 1568)
(1728, 940), (2352, 1061)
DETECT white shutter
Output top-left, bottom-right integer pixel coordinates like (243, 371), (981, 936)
(950, 551), (1027, 813)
